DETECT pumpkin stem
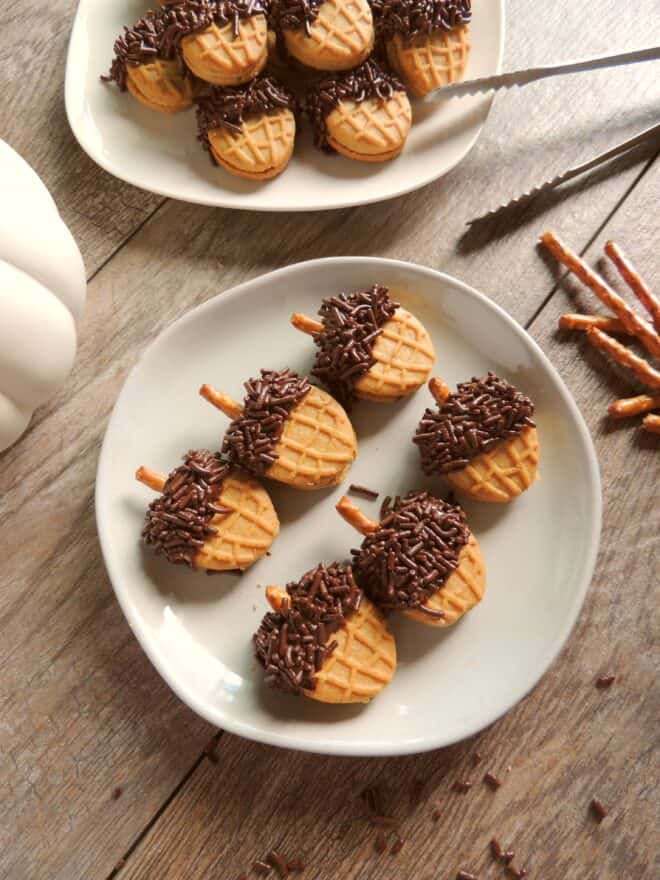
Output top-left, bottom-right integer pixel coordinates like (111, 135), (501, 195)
(291, 313), (323, 335)
(336, 496), (379, 535)
(135, 466), (166, 492)
(199, 385), (243, 419)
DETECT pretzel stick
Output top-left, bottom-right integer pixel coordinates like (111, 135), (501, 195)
(428, 377), (451, 404)
(559, 314), (627, 333)
(541, 230), (660, 358)
(642, 414), (660, 435)
(604, 241), (660, 333)
(336, 496), (379, 535)
(291, 313), (323, 335)
(199, 384), (243, 419)
(265, 585), (288, 612)
(586, 328), (660, 390)
(608, 394), (660, 419)
(135, 466), (166, 492)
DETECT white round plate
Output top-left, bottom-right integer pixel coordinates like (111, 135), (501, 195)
(96, 258), (601, 756)
(65, 1), (504, 211)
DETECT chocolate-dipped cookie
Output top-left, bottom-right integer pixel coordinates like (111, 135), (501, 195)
(137, 449), (279, 571)
(375, 0), (472, 97)
(195, 76), (296, 179)
(291, 284), (434, 406)
(272, 0), (374, 71)
(102, 10), (197, 112)
(255, 562), (396, 703)
(304, 60), (411, 161)
(414, 375), (540, 502)
(200, 368), (357, 489)
(337, 490), (485, 626)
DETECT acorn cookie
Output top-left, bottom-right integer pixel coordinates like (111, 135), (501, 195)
(305, 60), (411, 160)
(272, 0), (374, 71)
(255, 562), (396, 703)
(414, 375), (540, 503)
(338, 491), (485, 626)
(376, 0), (472, 97)
(136, 449), (279, 571)
(200, 368), (357, 489)
(291, 284), (434, 406)
(161, 0), (269, 86)
(102, 10), (196, 112)
(195, 76), (296, 179)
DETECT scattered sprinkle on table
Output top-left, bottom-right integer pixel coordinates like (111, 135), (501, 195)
(596, 674), (616, 688)
(453, 780), (472, 793)
(375, 831), (388, 853)
(348, 483), (379, 500)
(457, 871), (478, 880)
(591, 798), (608, 821)
(431, 807), (441, 822)
(472, 751), (484, 766)
(484, 772), (502, 790)
(253, 861), (272, 875)
(391, 835), (405, 855)
(112, 786), (122, 800)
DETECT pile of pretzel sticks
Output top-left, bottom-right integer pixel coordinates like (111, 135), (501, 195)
(541, 230), (660, 435)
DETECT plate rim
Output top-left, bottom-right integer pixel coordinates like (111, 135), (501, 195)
(96, 256), (602, 756)
(65, 1), (506, 212)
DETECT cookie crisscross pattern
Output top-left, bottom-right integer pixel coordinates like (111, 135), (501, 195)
(196, 473), (279, 569)
(128, 59), (192, 107)
(187, 16), (267, 74)
(212, 110), (295, 173)
(355, 307), (435, 399)
(393, 23), (470, 94)
(268, 386), (356, 488)
(328, 92), (411, 153)
(308, 600), (396, 703)
(447, 426), (541, 503)
(409, 534), (485, 626)
(288, 0), (373, 63)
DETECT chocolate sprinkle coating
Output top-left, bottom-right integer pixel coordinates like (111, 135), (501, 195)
(159, 0), (268, 56)
(304, 60), (405, 150)
(142, 449), (230, 568)
(352, 490), (469, 614)
(310, 284), (398, 406)
(272, 0), (323, 37)
(222, 368), (311, 475)
(254, 562), (363, 694)
(102, 10), (170, 91)
(414, 373), (536, 474)
(373, 0), (471, 43)
(195, 76), (296, 154)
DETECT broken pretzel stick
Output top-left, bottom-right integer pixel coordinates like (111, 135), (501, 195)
(609, 394), (660, 419)
(135, 466), (167, 492)
(586, 328), (660, 390)
(199, 384), (243, 419)
(336, 495), (378, 535)
(541, 230), (660, 358)
(428, 376), (451, 404)
(291, 313), (323, 335)
(604, 241), (660, 334)
(559, 314), (627, 334)
(642, 414), (660, 435)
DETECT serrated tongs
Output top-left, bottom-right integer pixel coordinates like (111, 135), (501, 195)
(425, 45), (660, 100)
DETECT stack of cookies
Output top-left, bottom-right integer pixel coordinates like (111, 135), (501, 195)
(102, 0), (474, 181)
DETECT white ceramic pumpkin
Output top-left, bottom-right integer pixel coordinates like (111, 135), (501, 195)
(0, 140), (86, 451)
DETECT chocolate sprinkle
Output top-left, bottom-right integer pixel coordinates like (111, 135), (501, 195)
(102, 10), (170, 91)
(414, 373), (536, 474)
(390, 836), (405, 855)
(374, 0), (471, 43)
(111, 786), (122, 800)
(349, 483), (380, 500)
(253, 861), (272, 875)
(352, 491), (469, 614)
(272, 0), (323, 37)
(305, 60), (406, 150)
(457, 872), (478, 880)
(375, 832), (388, 853)
(141, 449), (230, 568)
(484, 772), (502, 790)
(159, 0), (268, 56)
(222, 368), (310, 475)
(310, 284), (398, 406)
(453, 780), (472, 793)
(254, 562), (362, 695)
(195, 76), (296, 158)
(596, 674), (616, 688)
(591, 798), (608, 821)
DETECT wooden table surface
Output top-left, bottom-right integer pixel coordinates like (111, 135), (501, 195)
(2, 1), (659, 878)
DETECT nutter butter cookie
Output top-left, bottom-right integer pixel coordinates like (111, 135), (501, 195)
(375, 0), (472, 97)
(102, 10), (197, 113)
(136, 449), (279, 571)
(199, 367), (357, 489)
(272, 0), (374, 71)
(255, 562), (396, 702)
(291, 284), (434, 406)
(414, 374), (540, 502)
(304, 60), (411, 161)
(195, 76), (296, 179)
(162, 0), (269, 85)
(337, 490), (485, 626)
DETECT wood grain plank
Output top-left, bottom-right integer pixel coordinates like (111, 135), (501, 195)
(114, 163), (660, 880)
(1, 1), (658, 878)
(0, 1), (162, 275)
